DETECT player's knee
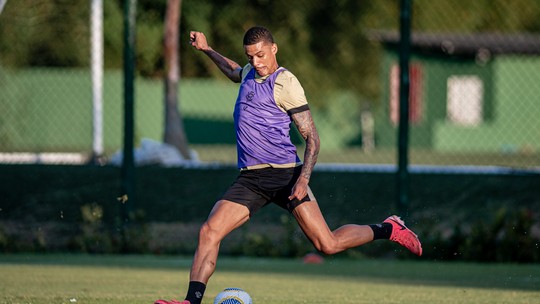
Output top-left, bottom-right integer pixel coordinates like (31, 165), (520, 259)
(314, 240), (340, 255)
(198, 221), (219, 244)
(319, 245), (340, 255)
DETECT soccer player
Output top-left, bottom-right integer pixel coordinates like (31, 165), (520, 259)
(155, 26), (422, 304)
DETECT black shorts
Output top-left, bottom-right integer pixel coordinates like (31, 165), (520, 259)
(220, 166), (312, 216)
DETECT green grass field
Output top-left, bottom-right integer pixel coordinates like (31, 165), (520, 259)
(0, 254), (538, 304)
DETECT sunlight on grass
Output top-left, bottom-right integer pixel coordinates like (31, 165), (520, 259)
(0, 255), (538, 304)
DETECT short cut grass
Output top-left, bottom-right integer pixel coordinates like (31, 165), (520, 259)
(1, 255), (539, 304)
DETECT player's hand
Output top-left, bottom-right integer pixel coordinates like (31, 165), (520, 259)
(189, 31), (210, 51)
(289, 175), (309, 202)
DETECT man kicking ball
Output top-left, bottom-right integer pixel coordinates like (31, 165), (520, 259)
(155, 26), (422, 304)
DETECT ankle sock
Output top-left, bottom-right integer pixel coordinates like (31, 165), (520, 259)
(185, 281), (206, 304)
(369, 222), (393, 240)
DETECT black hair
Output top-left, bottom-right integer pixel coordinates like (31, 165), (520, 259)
(243, 26), (274, 45)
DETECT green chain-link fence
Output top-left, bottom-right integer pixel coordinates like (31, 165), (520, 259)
(1, 1), (540, 261)
(1, 0), (539, 170)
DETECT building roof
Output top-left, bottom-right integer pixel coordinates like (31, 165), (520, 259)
(369, 31), (540, 57)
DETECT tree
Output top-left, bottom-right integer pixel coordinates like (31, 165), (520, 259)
(163, 0), (191, 159)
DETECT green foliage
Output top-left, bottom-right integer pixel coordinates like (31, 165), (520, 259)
(420, 207), (540, 263)
(0, 0), (90, 67)
(102, 1), (124, 68)
(2, 0), (539, 106)
(2, 202), (539, 263)
(0, 202), (152, 255)
(75, 203), (113, 254)
(1, 165), (539, 262)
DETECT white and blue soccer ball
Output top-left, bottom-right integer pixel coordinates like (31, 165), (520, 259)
(213, 287), (253, 304)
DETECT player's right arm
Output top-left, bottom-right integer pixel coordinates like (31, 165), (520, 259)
(190, 31), (242, 83)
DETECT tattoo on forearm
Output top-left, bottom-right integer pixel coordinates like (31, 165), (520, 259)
(204, 49), (241, 82)
(292, 111), (320, 180)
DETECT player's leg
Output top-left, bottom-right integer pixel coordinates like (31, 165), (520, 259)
(184, 168), (268, 303)
(292, 187), (422, 256)
(189, 199), (250, 283)
(155, 200), (250, 304)
(292, 189), (374, 255)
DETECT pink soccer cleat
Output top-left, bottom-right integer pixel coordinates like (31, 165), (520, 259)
(154, 300), (190, 304)
(384, 215), (423, 256)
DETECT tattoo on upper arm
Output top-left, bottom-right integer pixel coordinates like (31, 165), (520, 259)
(291, 110), (320, 180)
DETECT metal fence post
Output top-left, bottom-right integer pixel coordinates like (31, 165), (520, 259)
(121, 0), (137, 252)
(397, 0), (411, 219)
(90, 0), (104, 163)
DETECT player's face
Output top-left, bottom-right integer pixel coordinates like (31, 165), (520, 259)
(244, 41), (278, 77)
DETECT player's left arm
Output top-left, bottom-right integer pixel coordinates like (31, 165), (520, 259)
(289, 109), (320, 201)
